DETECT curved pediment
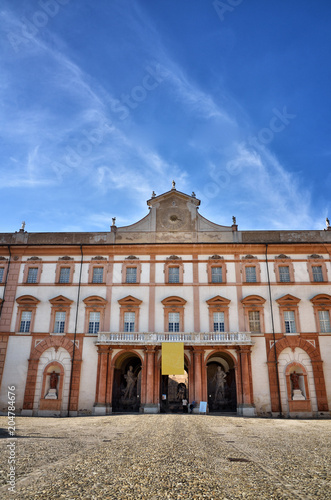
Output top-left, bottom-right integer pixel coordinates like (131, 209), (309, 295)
(118, 295), (142, 306)
(206, 295), (230, 307)
(161, 296), (187, 306)
(310, 294), (331, 306)
(83, 295), (107, 306)
(16, 295), (40, 305)
(276, 294), (300, 306)
(241, 295), (266, 306)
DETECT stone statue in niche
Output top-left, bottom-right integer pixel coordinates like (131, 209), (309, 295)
(290, 371), (305, 401)
(45, 371), (59, 400)
(213, 366), (227, 402)
(123, 366), (137, 400)
(290, 371), (300, 390)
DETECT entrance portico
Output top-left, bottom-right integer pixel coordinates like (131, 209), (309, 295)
(94, 332), (256, 416)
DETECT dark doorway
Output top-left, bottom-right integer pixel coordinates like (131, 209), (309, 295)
(207, 354), (236, 412)
(112, 354), (141, 412)
(160, 371), (188, 413)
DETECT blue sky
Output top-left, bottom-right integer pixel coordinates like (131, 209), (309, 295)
(1, 0), (330, 232)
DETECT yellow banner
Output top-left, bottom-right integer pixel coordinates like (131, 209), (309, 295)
(161, 342), (184, 375)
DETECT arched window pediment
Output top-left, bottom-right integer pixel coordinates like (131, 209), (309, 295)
(16, 295), (40, 305)
(161, 296), (187, 306)
(83, 295), (107, 306)
(310, 294), (331, 306)
(241, 294), (266, 306)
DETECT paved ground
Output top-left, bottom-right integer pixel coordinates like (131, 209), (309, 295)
(0, 415), (330, 499)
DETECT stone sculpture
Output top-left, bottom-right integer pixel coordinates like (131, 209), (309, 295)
(123, 366), (137, 399)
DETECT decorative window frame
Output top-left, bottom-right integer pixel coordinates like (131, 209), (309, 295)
(88, 256), (107, 284)
(274, 255), (295, 283)
(310, 294), (331, 333)
(241, 295), (266, 334)
(207, 255), (226, 284)
(307, 255), (328, 283)
(118, 295), (142, 332)
(122, 257), (142, 284)
(164, 256), (184, 284)
(15, 295), (40, 333)
(276, 294), (301, 335)
(161, 296), (187, 332)
(0, 257), (9, 284)
(83, 295), (107, 334)
(49, 295), (73, 334)
(55, 257), (75, 285)
(206, 295), (230, 332)
(23, 257), (43, 284)
(241, 255), (261, 283)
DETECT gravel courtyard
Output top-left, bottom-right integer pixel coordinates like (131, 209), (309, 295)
(0, 414), (330, 499)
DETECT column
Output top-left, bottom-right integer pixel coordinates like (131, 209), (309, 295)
(94, 346), (109, 415)
(193, 348), (203, 408)
(237, 346), (256, 416)
(105, 348), (113, 413)
(143, 347), (158, 413)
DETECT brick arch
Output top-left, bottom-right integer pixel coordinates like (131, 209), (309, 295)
(267, 336), (319, 363)
(111, 349), (144, 369)
(30, 336), (83, 361)
(205, 348), (238, 368)
(267, 336), (328, 413)
(23, 337), (83, 413)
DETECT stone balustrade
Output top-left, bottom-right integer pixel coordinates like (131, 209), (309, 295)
(96, 332), (253, 345)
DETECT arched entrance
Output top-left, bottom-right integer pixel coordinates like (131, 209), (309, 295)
(161, 365), (189, 413)
(207, 352), (236, 412)
(112, 352), (142, 412)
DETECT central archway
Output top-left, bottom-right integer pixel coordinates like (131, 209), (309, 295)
(206, 352), (237, 412)
(112, 352), (142, 412)
(160, 365), (189, 413)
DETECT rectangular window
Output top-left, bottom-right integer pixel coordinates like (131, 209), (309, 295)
(92, 267), (104, 283)
(88, 311), (100, 334)
(0, 267), (4, 283)
(312, 266), (323, 282)
(284, 310), (296, 333)
(211, 267), (222, 283)
(124, 312), (135, 332)
(126, 267), (137, 283)
(245, 266), (256, 283)
(54, 311), (66, 333)
(168, 267), (180, 284)
(168, 312), (180, 332)
(213, 312), (225, 332)
(27, 267), (38, 283)
(59, 267), (70, 283)
(19, 311), (32, 333)
(248, 311), (261, 332)
(318, 310), (331, 333)
(279, 266), (290, 282)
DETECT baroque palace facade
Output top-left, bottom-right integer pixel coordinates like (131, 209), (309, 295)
(0, 185), (331, 418)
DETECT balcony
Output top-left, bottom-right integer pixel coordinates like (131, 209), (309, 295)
(96, 332), (253, 345)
